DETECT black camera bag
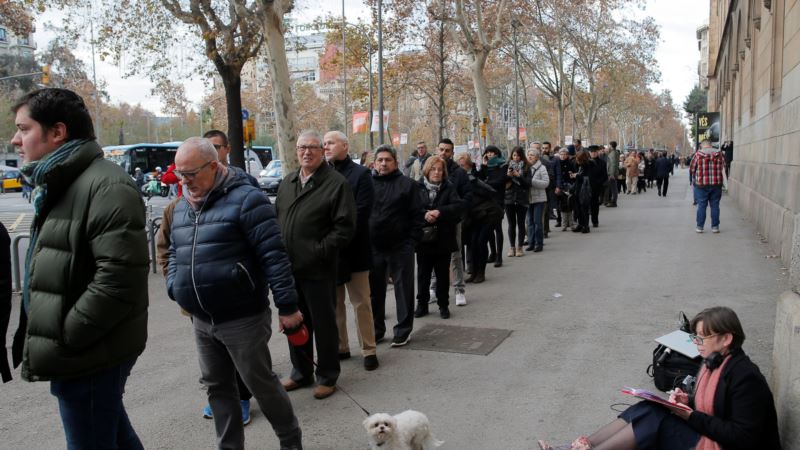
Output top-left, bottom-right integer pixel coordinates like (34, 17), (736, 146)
(646, 312), (702, 392)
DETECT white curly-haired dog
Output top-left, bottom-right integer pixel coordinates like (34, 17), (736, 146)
(363, 410), (444, 450)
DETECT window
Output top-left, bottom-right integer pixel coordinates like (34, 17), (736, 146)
(19, 35), (30, 46)
(0, 28), (7, 42)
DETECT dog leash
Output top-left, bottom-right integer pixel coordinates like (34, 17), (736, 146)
(292, 345), (372, 416)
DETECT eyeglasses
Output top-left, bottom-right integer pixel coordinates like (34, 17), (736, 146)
(174, 160), (213, 180)
(689, 333), (719, 345)
(212, 144), (224, 150)
(296, 145), (322, 152)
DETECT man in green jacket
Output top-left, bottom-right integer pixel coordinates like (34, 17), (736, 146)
(11, 88), (148, 449)
(276, 130), (356, 400)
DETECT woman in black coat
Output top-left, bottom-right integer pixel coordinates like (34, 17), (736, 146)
(504, 146), (531, 257)
(570, 150), (592, 234)
(539, 306), (781, 450)
(414, 156), (462, 319)
(478, 145), (507, 267)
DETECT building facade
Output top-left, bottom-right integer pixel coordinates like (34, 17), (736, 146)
(705, 1), (799, 447)
(0, 25), (36, 59)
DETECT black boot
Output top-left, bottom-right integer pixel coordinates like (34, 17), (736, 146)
(472, 270), (486, 283)
(487, 253), (496, 263)
(494, 253), (503, 267)
(414, 302), (429, 318)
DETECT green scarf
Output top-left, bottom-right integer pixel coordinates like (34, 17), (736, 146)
(487, 155), (506, 168)
(20, 139), (90, 313)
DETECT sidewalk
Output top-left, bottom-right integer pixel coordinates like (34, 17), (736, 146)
(0, 168), (790, 449)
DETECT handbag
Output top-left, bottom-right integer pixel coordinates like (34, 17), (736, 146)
(421, 226), (438, 243)
(646, 312), (702, 392)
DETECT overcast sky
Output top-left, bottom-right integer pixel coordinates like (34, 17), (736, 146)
(33, 0), (709, 116)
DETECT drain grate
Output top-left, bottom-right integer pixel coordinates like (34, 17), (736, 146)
(403, 324), (512, 355)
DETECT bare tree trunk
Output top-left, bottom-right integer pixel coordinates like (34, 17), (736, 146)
(260, 10), (299, 172)
(557, 101), (566, 146)
(221, 71), (245, 168)
(470, 51), (492, 143)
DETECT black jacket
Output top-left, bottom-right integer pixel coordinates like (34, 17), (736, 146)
(369, 170), (424, 251)
(169, 167), (299, 322)
(655, 156), (673, 178)
(0, 223), (11, 382)
(478, 163), (507, 205)
(332, 157), (373, 282)
(588, 158), (607, 190)
(504, 163), (532, 206)
(445, 158), (473, 213)
(558, 158), (577, 190)
(276, 163), (356, 280)
(687, 350), (781, 450)
(416, 179), (462, 255)
(644, 157), (657, 178)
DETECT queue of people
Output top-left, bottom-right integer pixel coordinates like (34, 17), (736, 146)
(6, 88), (774, 450)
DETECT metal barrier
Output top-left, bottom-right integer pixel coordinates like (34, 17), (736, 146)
(148, 217), (161, 274)
(11, 233), (30, 293)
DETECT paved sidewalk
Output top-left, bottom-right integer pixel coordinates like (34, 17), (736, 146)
(0, 168), (790, 449)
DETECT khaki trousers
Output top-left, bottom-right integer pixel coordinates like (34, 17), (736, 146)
(335, 271), (377, 357)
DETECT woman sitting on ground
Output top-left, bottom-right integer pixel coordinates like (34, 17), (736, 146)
(539, 306), (781, 450)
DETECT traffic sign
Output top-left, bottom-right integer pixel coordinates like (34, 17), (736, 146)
(241, 109), (250, 121)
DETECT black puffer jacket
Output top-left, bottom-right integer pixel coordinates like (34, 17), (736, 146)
(369, 170), (424, 251)
(478, 163), (507, 206)
(416, 179), (462, 255)
(168, 167), (298, 323)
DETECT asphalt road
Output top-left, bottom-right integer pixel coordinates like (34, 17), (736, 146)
(0, 168), (790, 449)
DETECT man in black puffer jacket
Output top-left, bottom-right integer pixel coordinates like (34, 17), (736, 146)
(168, 137), (303, 450)
(369, 145), (424, 347)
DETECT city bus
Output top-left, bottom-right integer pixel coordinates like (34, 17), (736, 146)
(103, 143), (274, 176)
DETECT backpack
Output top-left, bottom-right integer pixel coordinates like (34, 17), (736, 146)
(646, 313), (702, 392)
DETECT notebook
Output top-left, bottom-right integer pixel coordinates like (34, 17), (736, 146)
(655, 330), (700, 359)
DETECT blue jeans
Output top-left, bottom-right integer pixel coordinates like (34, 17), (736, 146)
(50, 358), (143, 450)
(694, 185), (722, 228)
(526, 202), (545, 249)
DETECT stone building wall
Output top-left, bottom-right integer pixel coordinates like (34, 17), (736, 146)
(706, 1), (800, 448)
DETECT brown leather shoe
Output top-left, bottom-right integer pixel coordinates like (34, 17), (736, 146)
(281, 378), (311, 392)
(313, 384), (336, 399)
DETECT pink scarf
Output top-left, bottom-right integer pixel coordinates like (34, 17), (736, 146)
(693, 354), (731, 450)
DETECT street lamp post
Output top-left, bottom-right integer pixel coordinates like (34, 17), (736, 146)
(377, 0), (385, 145)
(512, 19), (520, 147)
(342, 0), (348, 140)
(368, 38), (374, 150)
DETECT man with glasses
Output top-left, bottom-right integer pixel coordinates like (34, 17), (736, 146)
(276, 131), (356, 400)
(167, 137), (304, 450)
(156, 129), (261, 425)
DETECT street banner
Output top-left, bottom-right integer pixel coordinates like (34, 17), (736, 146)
(392, 134), (401, 146)
(400, 133), (408, 145)
(352, 112), (369, 134)
(507, 127), (527, 141)
(695, 112), (720, 148)
(565, 135), (573, 145)
(370, 111), (390, 132)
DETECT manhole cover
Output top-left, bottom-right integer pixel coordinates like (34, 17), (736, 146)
(404, 324), (512, 355)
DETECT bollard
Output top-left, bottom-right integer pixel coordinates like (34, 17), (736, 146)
(11, 233), (30, 293)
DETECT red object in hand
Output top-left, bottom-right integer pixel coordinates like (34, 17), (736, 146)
(284, 324), (309, 346)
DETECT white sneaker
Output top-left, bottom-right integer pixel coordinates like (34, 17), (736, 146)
(696, 227), (704, 233)
(455, 293), (467, 306)
(711, 227), (720, 234)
